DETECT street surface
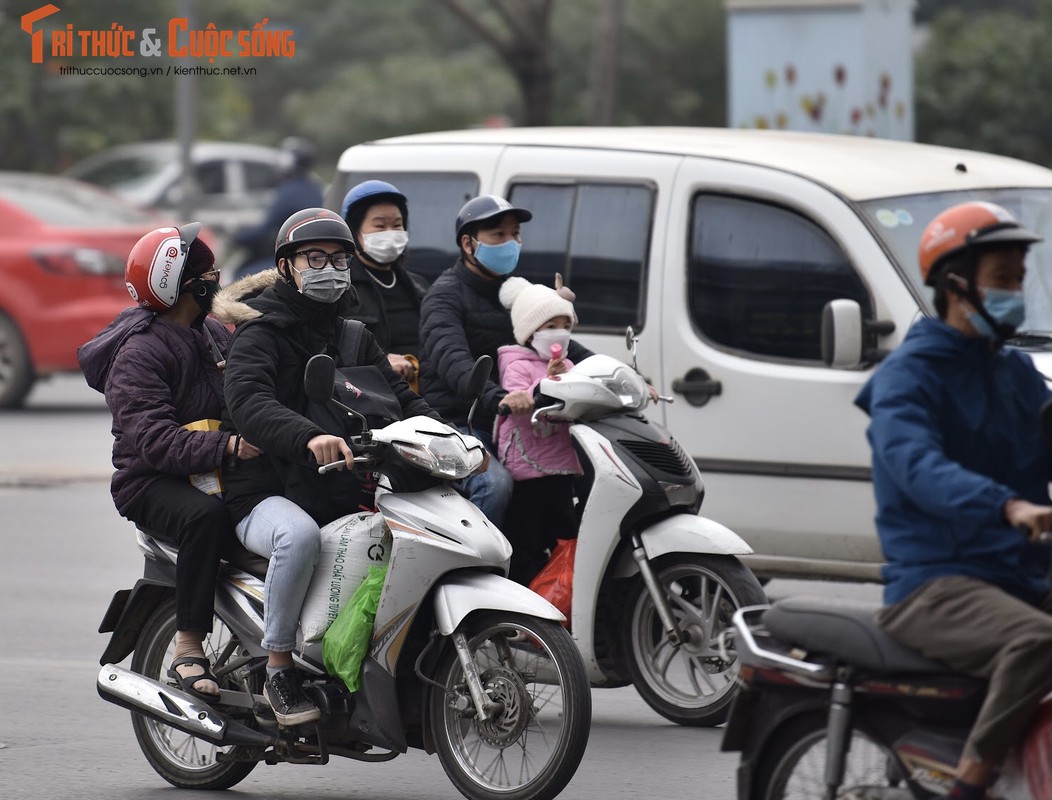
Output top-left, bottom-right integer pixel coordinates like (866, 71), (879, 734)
(0, 374), (879, 799)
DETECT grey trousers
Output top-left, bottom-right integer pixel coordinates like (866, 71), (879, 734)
(877, 575), (1052, 764)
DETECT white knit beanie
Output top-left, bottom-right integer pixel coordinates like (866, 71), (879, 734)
(499, 276), (576, 345)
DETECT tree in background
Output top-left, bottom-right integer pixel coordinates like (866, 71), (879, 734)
(436, 0), (554, 125)
(914, 1), (1052, 167)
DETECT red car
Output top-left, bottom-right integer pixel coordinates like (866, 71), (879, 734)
(0, 172), (177, 408)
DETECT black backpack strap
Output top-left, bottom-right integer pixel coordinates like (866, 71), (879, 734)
(336, 319), (367, 364)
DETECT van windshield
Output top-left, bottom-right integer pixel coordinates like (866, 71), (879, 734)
(859, 188), (1052, 334)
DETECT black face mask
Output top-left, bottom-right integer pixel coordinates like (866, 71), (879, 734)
(187, 278), (221, 314)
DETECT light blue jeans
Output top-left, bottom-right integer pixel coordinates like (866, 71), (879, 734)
(456, 426), (513, 528)
(235, 496), (321, 653)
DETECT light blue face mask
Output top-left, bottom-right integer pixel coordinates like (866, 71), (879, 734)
(473, 239), (521, 275)
(967, 288), (1026, 339)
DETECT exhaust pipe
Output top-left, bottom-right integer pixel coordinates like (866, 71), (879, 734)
(97, 664), (275, 747)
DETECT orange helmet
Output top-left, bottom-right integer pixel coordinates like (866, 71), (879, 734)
(125, 222), (203, 311)
(918, 201), (1042, 286)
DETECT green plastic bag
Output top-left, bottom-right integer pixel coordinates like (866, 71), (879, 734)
(322, 564), (387, 692)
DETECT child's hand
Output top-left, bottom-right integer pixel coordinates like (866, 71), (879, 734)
(498, 390), (535, 416)
(547, 357), (567, 377)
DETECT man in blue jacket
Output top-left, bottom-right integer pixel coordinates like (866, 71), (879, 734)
(855, 201), (1052, 800)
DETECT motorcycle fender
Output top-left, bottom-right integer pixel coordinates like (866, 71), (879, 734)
(98, 579), (173, 666)
(433, 573), (565, 635)
(643, 515), (752, 558)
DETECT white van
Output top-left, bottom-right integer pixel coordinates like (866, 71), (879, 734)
(325, 127), (1052, 582)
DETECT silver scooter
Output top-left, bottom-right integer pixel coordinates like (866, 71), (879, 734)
(95, 355), (591, 800)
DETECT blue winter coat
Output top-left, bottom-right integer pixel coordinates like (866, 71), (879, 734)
(854, 316), (1052, 606)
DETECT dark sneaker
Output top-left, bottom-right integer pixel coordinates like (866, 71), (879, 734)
(264, 668), (320, 726)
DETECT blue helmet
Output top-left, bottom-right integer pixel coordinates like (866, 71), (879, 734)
(340, 180), (409, 232)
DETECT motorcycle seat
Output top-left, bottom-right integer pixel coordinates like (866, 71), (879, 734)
(763, 596), (952, 675)
(138, 526), (270, 580)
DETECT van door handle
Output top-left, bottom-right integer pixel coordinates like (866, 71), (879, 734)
(671, 368), (722, 407)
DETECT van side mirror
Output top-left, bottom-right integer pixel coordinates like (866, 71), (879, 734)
(821, 299), (895, 368)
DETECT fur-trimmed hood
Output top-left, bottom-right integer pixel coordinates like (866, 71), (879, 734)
(212, 268), (361, 327)
(211, 268), (279, 326)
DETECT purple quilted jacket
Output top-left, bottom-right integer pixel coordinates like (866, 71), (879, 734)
(77, 307), (232, 513)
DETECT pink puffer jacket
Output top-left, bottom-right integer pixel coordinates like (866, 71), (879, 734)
(495, 345), (582, 481)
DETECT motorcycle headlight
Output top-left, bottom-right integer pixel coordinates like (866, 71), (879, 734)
(599, 366), (648, 411)
(391, 433), (483, 480)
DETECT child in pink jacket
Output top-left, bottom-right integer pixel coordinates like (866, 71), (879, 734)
(496, 276), (583, 585)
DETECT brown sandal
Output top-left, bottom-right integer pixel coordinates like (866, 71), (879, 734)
(167, 656), (220, 701)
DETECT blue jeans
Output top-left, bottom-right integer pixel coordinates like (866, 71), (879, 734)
(457, 426), (513, 528)
(235, 496), (321, 653)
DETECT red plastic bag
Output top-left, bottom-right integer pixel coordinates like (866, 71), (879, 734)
(1024, 699), (1052, 800)
(528, 539), (576, 628)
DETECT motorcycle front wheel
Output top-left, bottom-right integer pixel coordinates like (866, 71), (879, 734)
(623, 553), (768, 726)
(751, 713), (905, 800)
(129, 597), (261, 790)
(430, 612), (592, 800)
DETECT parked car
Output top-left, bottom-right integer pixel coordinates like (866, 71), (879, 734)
(64, 140), (287, 243)
(324, 126), (1052, 583)
(0, 172), (174, 408)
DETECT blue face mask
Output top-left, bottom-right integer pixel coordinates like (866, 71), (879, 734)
(473, 239), (521, 275)
(968, 288), (1026, 339)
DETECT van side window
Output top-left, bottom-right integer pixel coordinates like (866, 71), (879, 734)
(333, 172), (480, 282)
(509, 182), (653, 331)
(689, 195), (869, 362)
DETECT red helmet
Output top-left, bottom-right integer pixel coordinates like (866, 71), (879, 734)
(125, 222), (204, 311)
(918, 201), (1042, 286)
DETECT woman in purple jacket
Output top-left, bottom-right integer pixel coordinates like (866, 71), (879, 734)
(78, 223), (260, 700)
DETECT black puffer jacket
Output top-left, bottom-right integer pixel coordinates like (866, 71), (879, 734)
(418, 259), (592, 432)
(346, 256), (429, 355)
(215, 274), (437, 526)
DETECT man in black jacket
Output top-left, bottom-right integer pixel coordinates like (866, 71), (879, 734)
(217, 208), (441, 727)
(418, 195), (593, 528)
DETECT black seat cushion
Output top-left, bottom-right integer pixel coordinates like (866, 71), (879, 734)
(763, 596), (951, 675)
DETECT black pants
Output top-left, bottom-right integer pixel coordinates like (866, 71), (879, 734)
(504, 475), (578, 586)
(123, 476), (233, 632)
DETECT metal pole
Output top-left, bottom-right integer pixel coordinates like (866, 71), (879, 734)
(175, 0), (197, 222)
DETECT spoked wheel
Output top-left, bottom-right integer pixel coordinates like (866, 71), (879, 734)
(623, 554), (768, 726)
(431, 612), (592, 800)
(129, 598), (261, 790)
(752, 714), (908, 800)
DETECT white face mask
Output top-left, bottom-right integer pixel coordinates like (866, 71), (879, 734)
(360, 230), (408, 265)
(298, 265), (351, 303)
(531, 328), (571, 359)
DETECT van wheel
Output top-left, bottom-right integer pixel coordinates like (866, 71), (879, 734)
(623, 554), (768, 726)
(0, 313), (33, 409)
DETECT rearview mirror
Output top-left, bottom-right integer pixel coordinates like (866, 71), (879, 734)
(466, 355), (492, 399)
(465, 355), (493, 433)
(304, 354), (337, 402)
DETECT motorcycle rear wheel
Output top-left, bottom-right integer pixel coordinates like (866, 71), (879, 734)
(751, 713), (906, 800)
(430, 612), (592, 800)
(129, 598), (260, 790)
(623, 553), (768, 726)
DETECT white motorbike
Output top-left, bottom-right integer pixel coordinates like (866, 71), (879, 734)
(95, 355), (591, 800)
(516, 327), (768, 726)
